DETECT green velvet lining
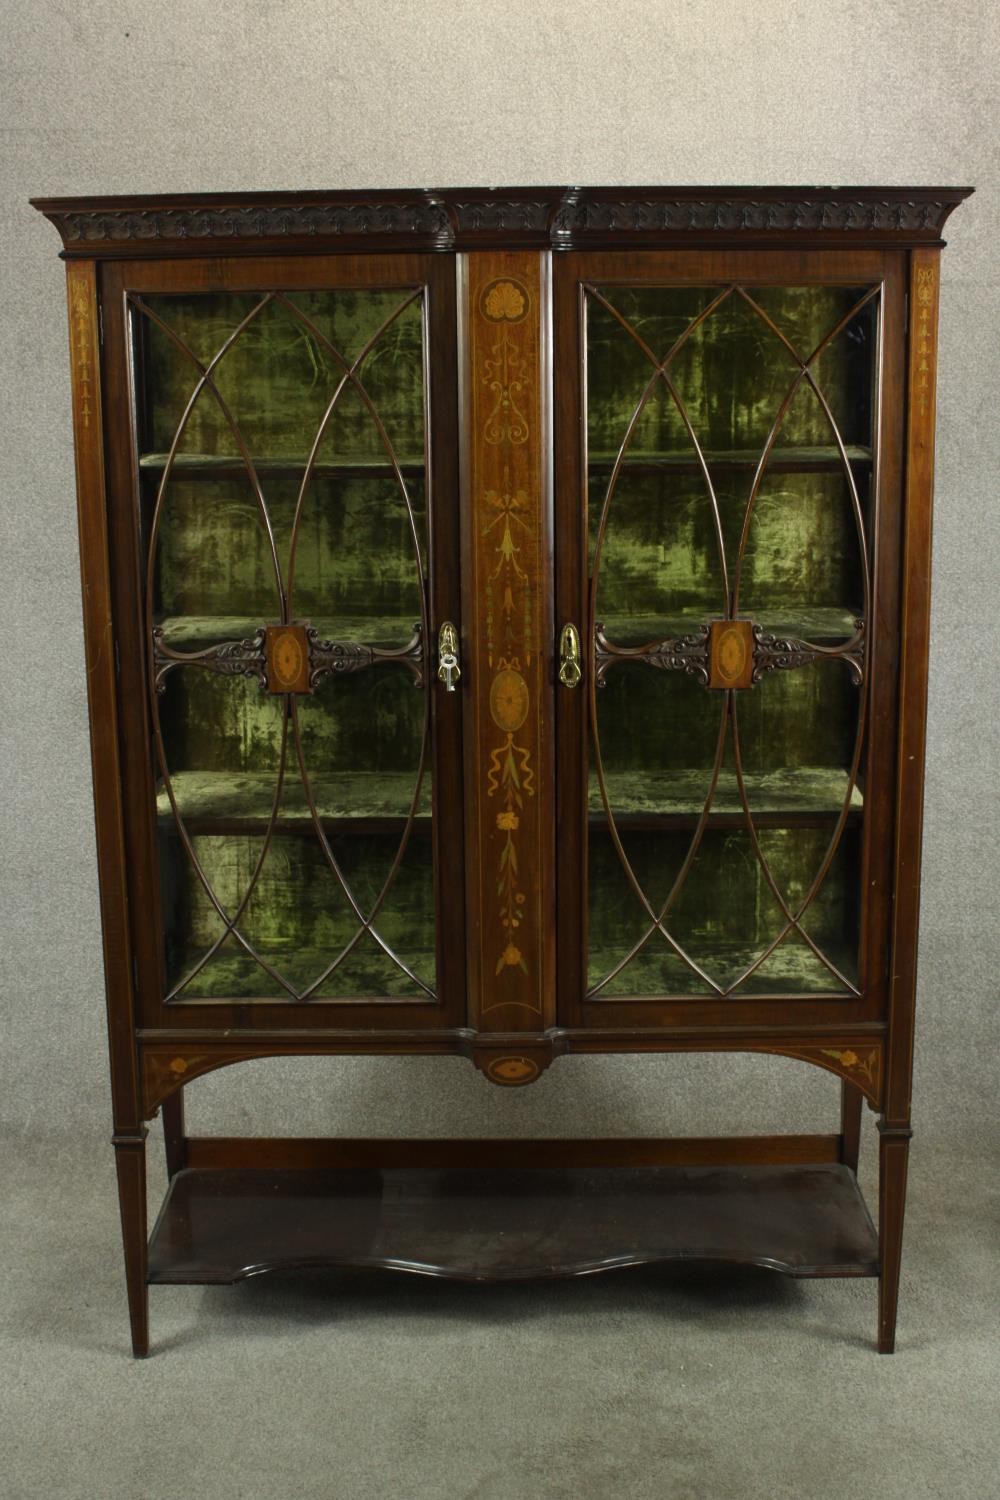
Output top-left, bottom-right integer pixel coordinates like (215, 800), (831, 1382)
(593, 662), (860, 776)
(587, 823), (861, 996)
(586, 285), (873, 460)
(150, 474), (426, 624)
(588, 938), (856, 997)
(589, 468), (867, 620)
(160, 827), (435, 1001)
(159, 667), (426, 777)
(168, 942), (436, 1002)
(142, 292), (426, 463)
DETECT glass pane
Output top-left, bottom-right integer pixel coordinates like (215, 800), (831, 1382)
(135, 286), (434, 1002)
(586, 282), (876, 998)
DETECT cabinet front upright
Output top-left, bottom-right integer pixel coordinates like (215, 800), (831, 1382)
(33, 185), (971, 1354)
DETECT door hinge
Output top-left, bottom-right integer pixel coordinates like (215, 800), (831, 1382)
(98, 302), (104, 346)
(114, 639), (121, 677)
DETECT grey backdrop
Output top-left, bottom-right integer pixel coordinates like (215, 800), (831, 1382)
(2, 3), (997, 1172)
(2, 7), (999, 1498)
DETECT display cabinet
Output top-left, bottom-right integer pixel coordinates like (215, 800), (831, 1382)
(33, 186), (971, 1355)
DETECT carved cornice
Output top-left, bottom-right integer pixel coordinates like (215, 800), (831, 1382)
(449, 198), (553, 234)
(32, 187), (973, 255)
(43, 198), (451, 248)
(551, 195), (960, 238)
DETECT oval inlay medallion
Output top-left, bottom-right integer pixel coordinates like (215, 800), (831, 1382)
(717, 625), (748, 683)
(272, 630), (304, 690)
(486, 1056), (538, 1085)
(489, 667), (530, 732)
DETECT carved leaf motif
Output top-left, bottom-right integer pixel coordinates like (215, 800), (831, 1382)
(44, 192), (958, 250)
(594, 623), (710, 686)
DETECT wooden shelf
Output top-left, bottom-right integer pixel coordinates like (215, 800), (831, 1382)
(140, 452), (425, 480)
(594, 766), (862, 828)
(597, 606), (861, 646)
(588, 445), (872, 476)
(155, 614), (423, 652)
(146, 1163), (879, 1285)
(157, 766), (856, 834)
(158, 770), (431, 831)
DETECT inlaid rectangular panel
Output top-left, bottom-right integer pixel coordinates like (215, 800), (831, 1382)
(708, 619), (755, 690)
(265, 624), (312, 694)
(463, 252), (553, 1029)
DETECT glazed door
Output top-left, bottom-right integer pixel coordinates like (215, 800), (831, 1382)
(554, 250), (905, 1029)
(102, 255), (464, 1031)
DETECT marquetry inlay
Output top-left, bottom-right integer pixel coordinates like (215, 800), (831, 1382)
(709, 620), (754, 690)
(913, 264), (938, 413)
(265, 625), (312, 695)
(468, 255), (549, 1022)
(485, 1056), (540, 1085)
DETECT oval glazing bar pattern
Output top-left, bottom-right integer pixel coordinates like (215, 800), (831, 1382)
(134, 287), (436, 1002)
(586, 282), (878, 999)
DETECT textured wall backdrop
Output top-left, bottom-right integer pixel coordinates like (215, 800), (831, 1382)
(1, 0), (996, 1154)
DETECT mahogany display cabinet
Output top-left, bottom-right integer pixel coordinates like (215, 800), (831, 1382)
(33, 186), (971, 1355)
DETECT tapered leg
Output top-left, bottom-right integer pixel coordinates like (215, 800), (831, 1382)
(113, 1131), (149, 1358)
(840, 1081), (864, 1172)
(877, 1120), (912, 1353)
(161, 1088), (187, 1178)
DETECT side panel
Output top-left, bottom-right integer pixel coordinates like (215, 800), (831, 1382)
(884, 248), (942, 1127)
(66, 259), (143, 1134)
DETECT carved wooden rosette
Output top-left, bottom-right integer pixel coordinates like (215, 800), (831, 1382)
(466, 254), (552, 1028)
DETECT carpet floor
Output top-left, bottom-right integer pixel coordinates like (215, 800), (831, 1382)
(1, 1133), (997, 1500)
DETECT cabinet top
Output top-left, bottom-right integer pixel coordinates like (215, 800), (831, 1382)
(32, 185), (973, 258)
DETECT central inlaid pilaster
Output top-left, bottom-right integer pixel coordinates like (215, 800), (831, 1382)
(463, 252), (553, 1030)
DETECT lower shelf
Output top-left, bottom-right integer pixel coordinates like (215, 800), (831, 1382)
(147, 1163), (879, 1285)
